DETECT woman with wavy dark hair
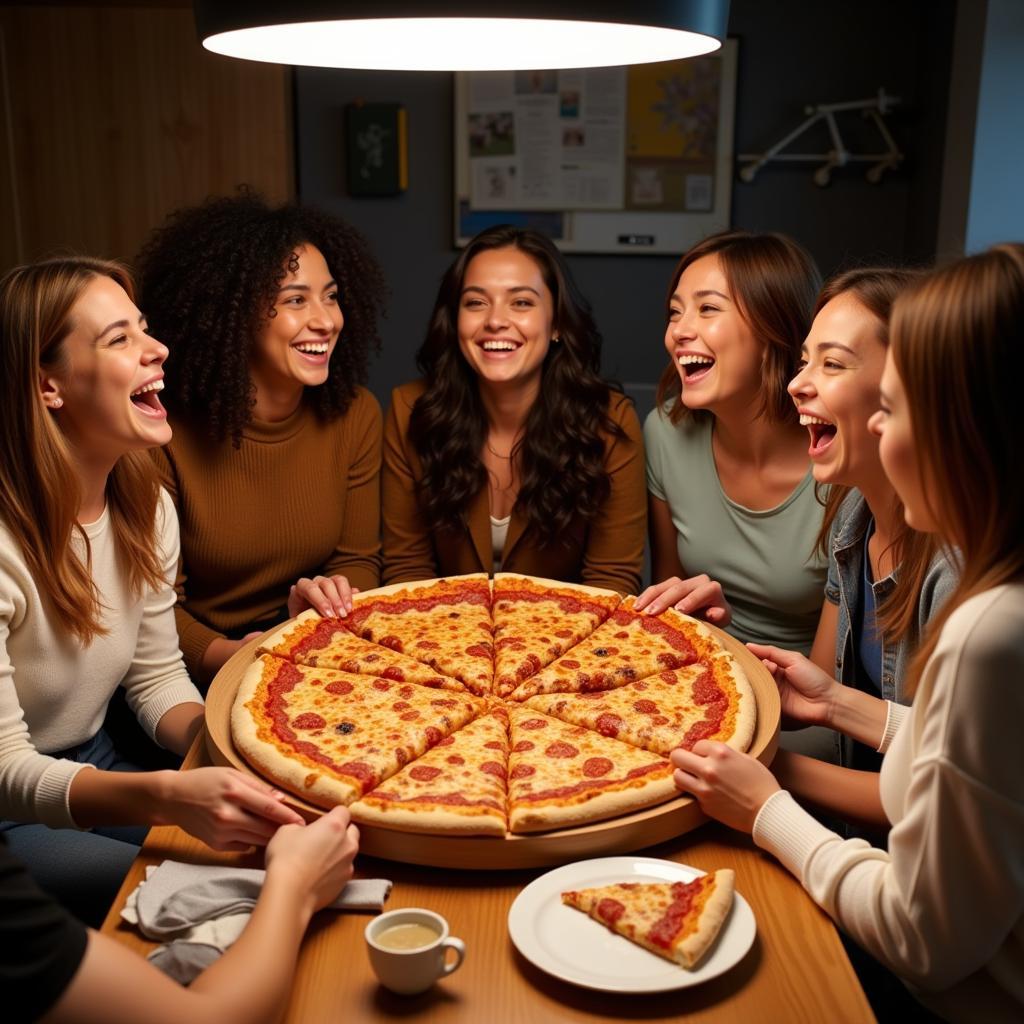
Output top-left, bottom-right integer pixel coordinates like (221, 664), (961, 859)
(636, 231), (826, 654)
(137, 192), (387, 684)
(382, 225), (644, 594)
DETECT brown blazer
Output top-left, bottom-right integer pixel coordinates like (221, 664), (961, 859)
(382, 380), (645, 595)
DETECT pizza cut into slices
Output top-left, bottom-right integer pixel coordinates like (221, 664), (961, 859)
(522, 655), (756, 757)
(507, 599), (719, 701)
(258, 610), (465, 691)
(491, 573), (621, 698)
(231, 654), (485, 808)
(350, 707), (510, 836)
(561, 870), (735, 968)
(343, 574), (495, 696)
(505, 705), (675, 833)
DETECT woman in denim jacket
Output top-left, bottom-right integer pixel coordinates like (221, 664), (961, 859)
(748, 268), (957, 829)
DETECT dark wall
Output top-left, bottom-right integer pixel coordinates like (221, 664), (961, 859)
(294, 0), (955, 410)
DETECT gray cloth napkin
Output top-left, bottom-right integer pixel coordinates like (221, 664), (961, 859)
(121, 861), (392, 984)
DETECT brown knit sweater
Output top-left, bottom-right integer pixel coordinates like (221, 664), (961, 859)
(152, 388), (382, 675)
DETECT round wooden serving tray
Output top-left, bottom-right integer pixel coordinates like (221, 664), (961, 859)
(205, 617), (779, 870)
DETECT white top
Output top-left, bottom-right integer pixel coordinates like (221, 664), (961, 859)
(0, 490), (203, 828)
(753, 583), (1024, 1022)
(490, 514), (511, 575)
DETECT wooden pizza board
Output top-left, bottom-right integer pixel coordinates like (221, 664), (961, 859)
(204, 614), (780, 870)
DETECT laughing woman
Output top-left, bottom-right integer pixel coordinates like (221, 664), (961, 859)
(0, 259), (303, 926)
(753, 268), (957, 815)
(138, 194), (387, 685)
(382, 225), (645, 594)
(637, 231), (825, 653)
(671, 244), (1024, 1022)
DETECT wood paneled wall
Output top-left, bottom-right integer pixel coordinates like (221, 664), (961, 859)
(0, 4), (293, 273)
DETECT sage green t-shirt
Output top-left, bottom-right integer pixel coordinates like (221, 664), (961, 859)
(644, 407), (826, 654)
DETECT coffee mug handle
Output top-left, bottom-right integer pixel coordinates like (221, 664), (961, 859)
(441, 937), (466, 976)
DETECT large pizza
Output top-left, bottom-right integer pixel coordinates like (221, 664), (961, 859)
(230, 573), (756, 836)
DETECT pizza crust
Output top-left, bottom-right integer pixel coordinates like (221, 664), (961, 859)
(677, 869), (735, 968)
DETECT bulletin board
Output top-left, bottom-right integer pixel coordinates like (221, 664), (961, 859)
(454, 40), (737, 254)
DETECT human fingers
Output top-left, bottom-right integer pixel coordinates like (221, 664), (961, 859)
(288, 577), (333, 619)
(746, 642), (803, 668)
(314, 575), (351, 618)
(633, 578), (680, 612)
(228, 772), (306, 826)
(672, 766), (707, 798)
(638, 577), (698, 616)
(673, 579), (727, 619)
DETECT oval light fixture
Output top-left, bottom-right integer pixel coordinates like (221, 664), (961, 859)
(195, 1), (730, 71)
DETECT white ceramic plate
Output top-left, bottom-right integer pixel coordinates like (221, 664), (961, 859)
(508, 856), (756, 993)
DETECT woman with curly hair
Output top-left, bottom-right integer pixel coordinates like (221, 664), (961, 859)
(138, 192), (387, 684)
(0, 258), (303, 926)
(383, 225), (645, 594)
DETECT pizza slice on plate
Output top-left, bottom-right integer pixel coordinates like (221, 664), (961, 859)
(506, 705), (675, 833)
(258, 610), (466, 691)
(508, 599), (717, 700)
(491, 573), (621, 698)
(231, 655), (485, 807)
(523, 656), (756, 756)
(344, 574), (494, 696)
(350, 707), (510, 836)
(561, 870), (735, 968)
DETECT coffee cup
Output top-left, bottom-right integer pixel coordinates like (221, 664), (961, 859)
(365, 908), (466, 995)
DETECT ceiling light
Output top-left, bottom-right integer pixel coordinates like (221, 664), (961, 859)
(194, 2), (729, 72)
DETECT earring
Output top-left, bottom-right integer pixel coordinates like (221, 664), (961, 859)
(49, 397), (63, 409)
(552, 335), (560, 344)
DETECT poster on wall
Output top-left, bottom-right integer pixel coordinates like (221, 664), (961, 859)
(454, 40), (737, 254)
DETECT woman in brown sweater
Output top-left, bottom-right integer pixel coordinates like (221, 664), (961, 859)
(138, 193), (387, 685)
(383, 225), (645, 595)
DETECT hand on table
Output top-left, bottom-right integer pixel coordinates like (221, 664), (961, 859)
(288, 574), (359, 619)
(671, 742), (780, 833)
(746, 643), (841, 729)
(161, 767), (305, 851)
(265, 806), (360, 914)
(633, 574), (732, 626)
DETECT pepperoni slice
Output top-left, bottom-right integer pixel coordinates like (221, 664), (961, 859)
(597, 898), (626, 925)
(519, 718), (547, 730)
(392, 701), (411, 711)
(633, 699), (658, 714)
(480, 761), (504, 777)
(512, 740), (535, 752)
(424, 727), (443, 746)
(292, 712), (325, 730)
(446, 754), (465, 766)
(410, 765), (443, 782)
(583, 757), (613, 777)
(484, 740), (504, 750)
(438, 735), (456, 747)
(372, 679), (392, 691)
(381, 667), (405, 681)
(324, 680), (353, 696)
(510, 763), (536, 779)
(545, 741), (579, 758)
(594, 713), (623, 737)
(400, 710), (420, 721)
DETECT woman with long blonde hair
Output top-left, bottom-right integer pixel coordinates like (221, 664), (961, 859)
(0, 258), (304, 926)
(669, 244), (1024, 1022)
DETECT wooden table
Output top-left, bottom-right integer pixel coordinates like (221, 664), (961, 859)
(101, 739), (875, 1024)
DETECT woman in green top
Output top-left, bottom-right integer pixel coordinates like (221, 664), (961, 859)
(635, 231), (825, 655)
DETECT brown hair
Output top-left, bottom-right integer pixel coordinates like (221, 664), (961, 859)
(0, 257), (165, 643)
(811, 266), (933, 646)
(655, 230), (820, 425)
(892, 244), (1024, 693)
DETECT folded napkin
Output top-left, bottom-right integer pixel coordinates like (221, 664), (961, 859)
(122, 861), (392, 984)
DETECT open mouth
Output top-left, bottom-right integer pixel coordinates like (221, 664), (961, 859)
(129, 379), (166, 418)
(479, 339), (522, 356)
(292, 341), (331, 363)
(677, 353), (715, 384)
(799, 414), (837, 455)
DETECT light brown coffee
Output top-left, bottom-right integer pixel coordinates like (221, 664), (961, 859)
(375, 922), (441, 951)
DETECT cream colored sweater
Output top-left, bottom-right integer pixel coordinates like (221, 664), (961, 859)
(754, 583), (1024, 1022)
(0, 491), (203, 828)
